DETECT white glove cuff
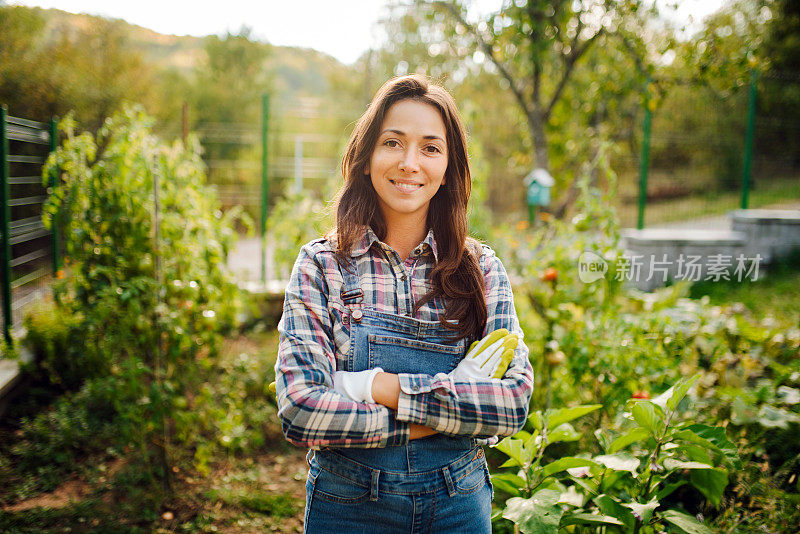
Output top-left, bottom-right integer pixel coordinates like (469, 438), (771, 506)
(334, 367), (385, 403)
(363, 367), (384, 404)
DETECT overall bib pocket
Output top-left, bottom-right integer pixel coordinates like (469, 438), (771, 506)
(367, 334), (463, 375)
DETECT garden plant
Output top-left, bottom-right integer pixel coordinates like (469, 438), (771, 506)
(0, 112), (798, 532)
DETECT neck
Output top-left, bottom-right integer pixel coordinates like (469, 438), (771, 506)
(382, 211), (428, 261)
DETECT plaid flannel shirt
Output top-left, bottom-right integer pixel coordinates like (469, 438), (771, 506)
(275, 227), (534, 448)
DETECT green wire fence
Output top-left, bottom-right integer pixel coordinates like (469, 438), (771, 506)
(623, 69), (800, 229)
(0, 106), (60, 346)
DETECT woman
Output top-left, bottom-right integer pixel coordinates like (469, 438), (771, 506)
(275, 74), (534, 533)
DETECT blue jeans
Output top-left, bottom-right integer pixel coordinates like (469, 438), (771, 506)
(304, 447), (492, 533)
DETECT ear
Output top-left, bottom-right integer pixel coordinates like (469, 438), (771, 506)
(364, 164), (370, 175)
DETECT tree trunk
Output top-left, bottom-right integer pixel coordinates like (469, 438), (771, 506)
(529, 108), (549, 171)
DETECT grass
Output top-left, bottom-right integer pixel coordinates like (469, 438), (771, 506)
(615, 174), (800, 228)
(689, 250), (800, 327)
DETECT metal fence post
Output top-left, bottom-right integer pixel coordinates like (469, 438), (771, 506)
(741, 69), (758, 210)
(49, 117), (61, 276)
(637, 78), (653, 230)
(1, 106), (12, 345)
(260, 94), (270, 285)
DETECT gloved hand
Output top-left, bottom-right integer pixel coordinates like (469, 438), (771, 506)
(333, 367), (385, 403)
(450, 328), (519, 381)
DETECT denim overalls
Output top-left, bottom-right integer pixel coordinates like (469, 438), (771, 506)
(303, 257), (493, 533)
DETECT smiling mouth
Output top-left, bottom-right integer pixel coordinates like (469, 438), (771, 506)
(389, 180), (423, 193)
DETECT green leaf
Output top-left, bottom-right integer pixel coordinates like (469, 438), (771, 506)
(545, 404), (602, 430)
(631, 400), (664, 436)
(560, 512), (624, 527)
(661, 509), (714, 533)
(672, 429), (721, 453)
(594, 428), (613, 453)
(512, 429), (531, 441)
(495, 438), (527, 468)
(667, 374), (700, 412)
(491, 473), (524, 496)
(599, 470), (627, 493)
(595, 453), (640, 474)
(676, 444), (713, 465)
(557, 486), (584, 507)
(663, 459), (714, 470)
(685, 424), (740, 469)
(608, 427), (651, 453)
(623, 499), (659, 523)
(528, 411), (544, 432)
(499, 457), (518, 469)
(502, 490), (564, 534)
(689, 468), (728, 507)
(593, 494), (635, 530)
(548, 423), (581, 444)
(541, 457), (598, 478)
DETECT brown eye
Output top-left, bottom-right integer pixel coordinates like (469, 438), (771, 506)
(384, 139), (400, 148)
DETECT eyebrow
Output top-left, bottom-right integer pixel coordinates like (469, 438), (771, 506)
(380, 128), (445, 143)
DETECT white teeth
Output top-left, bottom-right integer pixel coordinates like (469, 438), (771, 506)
(391, 181), (422, 192)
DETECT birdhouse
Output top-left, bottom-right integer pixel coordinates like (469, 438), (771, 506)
(524, 168), (554, 207)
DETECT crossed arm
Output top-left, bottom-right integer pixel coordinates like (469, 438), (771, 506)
(275, 244), (534, 449)
(371, 373), (437, 439)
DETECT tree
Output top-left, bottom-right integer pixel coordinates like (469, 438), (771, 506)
(357, 1), (664, 215)
(420, 1), (656, 207)
(0, 7), (153, 129)
(191, 26), (271, 126)
(763, 0), (800, 72)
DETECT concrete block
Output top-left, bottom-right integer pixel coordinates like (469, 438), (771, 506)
(730, 209), (800, 264)
(621, 229), (753, 291)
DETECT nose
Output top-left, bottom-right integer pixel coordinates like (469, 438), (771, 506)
(398, 148), (420, 173)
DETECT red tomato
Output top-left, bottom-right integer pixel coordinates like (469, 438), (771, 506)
(541, 268), (558, 282)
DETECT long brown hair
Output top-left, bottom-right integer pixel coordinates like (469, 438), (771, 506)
(333, 74), (486, 342)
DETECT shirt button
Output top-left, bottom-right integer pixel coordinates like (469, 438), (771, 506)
(352, 309), (362, 321)
(401, 273), (407, 281)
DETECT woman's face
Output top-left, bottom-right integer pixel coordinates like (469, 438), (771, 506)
(366, 99), (448, 225)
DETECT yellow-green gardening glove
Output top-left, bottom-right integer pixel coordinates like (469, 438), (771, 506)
(449, 328), (519, 381)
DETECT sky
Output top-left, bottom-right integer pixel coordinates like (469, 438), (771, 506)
(8, 0), (727, 65)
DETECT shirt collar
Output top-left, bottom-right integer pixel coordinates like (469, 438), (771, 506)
(349, 226), (439, 262)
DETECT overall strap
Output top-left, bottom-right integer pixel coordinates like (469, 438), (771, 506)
(340, 256), (364, 322)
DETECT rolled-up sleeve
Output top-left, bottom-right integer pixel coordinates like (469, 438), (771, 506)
(395, 246), (534, 438)
(275, 243), (410, 448)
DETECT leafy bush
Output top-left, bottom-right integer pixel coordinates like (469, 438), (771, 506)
(494, 375), (739, 533)
(180, 340), (280, 476)
(485, 146), (800, 531)
(36, 105), (255, 483)
(266, 189), (331, 280)
(20, 297), (107, 391)
(0, 376), (119, 500)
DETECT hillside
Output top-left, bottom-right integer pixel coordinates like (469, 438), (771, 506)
(26, 5), (352, 100)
